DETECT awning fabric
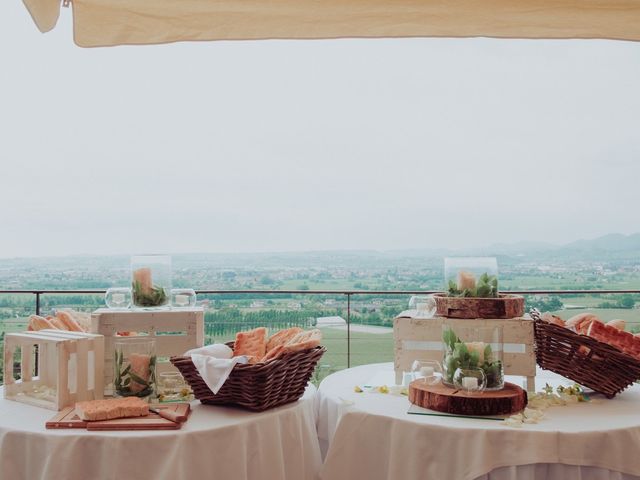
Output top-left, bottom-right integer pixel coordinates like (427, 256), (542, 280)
(24, 0), (640, 48)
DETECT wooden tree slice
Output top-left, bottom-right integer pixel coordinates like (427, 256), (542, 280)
(409, 380), (527, 416)
(434, 293), (525, 319)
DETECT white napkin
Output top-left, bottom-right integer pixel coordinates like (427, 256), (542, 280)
(185, 344), (248, 394)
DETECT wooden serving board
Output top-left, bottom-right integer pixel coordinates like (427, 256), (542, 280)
(46, 403), (191, 430)
(409, 381), (527, 416)
(433, 293), (525, 319)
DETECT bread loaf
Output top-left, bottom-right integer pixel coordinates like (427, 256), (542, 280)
(75, 397), (149, 421)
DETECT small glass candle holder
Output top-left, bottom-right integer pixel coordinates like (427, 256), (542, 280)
(114, 338), (156, 399)
(411, 360), (443, 385)
(105, 287), (132, 309)
(157, 372), (185, 400)
(453, 367), (487, 395)
(408, 295), (436, 318)
(170, 288), (197, 308)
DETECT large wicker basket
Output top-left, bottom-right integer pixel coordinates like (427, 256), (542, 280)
(171, 343), (325, 411)
(532, 312), (640, 398)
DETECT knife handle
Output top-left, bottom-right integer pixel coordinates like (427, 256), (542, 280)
(152, 408), (184, 423)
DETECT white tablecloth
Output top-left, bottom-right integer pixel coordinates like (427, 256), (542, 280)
(316, 363), (640, 480)
(0, 385), (322, 480)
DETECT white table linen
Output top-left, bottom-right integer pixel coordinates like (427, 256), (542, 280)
(0, 385), (321, 480)
(316, 363), (640, 480)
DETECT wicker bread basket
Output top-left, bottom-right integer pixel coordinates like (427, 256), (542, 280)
(171, 342), (325, 411)
(531, 310), (640, 398)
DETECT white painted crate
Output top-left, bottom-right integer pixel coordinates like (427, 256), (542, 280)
(3, 329), (105, 410)
(91, 308), (204, 394)
(394, 311), (536, 391)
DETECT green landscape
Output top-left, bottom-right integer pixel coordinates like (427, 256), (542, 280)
(1, 233), (639, 384)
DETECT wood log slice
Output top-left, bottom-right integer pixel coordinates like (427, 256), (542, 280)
(409, 380), (527, 416)
(434, 293), (525, 319)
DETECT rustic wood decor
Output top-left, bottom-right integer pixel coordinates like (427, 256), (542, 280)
(46, 402), (190, 430)
(91, 308), (204, 395)
(3, 330), (104, 411)
(394, 313), (536, 391)
(409, 380), (527, 416)
(434, 293), (525, 319)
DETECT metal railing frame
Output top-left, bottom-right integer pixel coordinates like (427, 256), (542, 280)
(1, 288), (639, 368)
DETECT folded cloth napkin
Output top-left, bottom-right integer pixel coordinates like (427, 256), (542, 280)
(184, 344), (248, 394)
(185, 344), (233, 359)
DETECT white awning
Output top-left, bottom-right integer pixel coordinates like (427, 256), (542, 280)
(24, 0), (640, 48)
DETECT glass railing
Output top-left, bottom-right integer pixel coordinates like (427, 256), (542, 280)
(1, 289), (639, 384)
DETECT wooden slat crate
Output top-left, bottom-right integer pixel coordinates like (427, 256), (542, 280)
(91, 308), (204, 395)
(3, 329), (104, 410)
(394, 311), (536, 391)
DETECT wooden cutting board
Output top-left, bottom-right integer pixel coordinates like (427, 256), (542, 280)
(46, 403), (191, 430)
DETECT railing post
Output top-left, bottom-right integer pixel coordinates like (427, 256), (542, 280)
(34, 292), (41, 376)
(35, 292), (41, 316)
(347, 293), (351, 369)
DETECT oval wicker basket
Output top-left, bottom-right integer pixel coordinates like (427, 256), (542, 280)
(171, 343), (326, 411)
(532, 314), (640, 398)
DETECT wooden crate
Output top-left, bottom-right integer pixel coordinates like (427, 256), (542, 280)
(91, 308), (204, 394)
(3, 329), (104, 410)
(394, 312), (536, 391)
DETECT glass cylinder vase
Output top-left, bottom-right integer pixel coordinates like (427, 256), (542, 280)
(442, 324), (504, 391)
(114, 338), (157, 399)
(131, 254), (171, 308)
(444, 257), (499, 298)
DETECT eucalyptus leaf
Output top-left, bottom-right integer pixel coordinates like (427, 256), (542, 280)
(129, 371), (150, 387)
(484, 344), (493, 363)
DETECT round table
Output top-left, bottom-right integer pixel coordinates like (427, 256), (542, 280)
(316, 363), (640, 480)
(0, 385), (322, 480)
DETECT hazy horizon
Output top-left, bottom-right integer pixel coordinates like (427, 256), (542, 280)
(0, 231), (637, 261)
(2, 2), (640, 258)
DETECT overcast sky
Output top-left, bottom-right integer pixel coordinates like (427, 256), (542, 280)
(1, 2), (639, 259)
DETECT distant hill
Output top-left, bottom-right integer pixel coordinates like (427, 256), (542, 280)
(0, 233), (639, 268)
(562, 233), (640, 253)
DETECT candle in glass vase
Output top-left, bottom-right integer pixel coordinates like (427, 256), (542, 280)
(128, 353), (151, 394)
(457, 271), (476, 291)
(462, 376), (479, 389)
(133, 267), (153, 295)
(112, 293), (125, 304)
(175, 294), (189, 306)
(420, 366), (435, 377)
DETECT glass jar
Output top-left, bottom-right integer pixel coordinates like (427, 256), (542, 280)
(105, 287), (132, 309)
(442, 324), (504, 391)
(131, 255), (171, 308)
(114, 338), (156, 399)
(170, 288), (197, 308)
(409, 295), (436, 318)
(444, 257), (499, 298)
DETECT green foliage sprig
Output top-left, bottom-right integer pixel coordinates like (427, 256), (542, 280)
(132, 280), (168, 307)
(447, 272), (498, 298)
